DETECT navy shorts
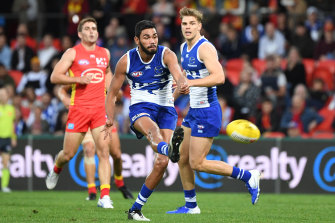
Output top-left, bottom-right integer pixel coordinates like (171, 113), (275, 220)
(182, 103), (222, 137)
(129, 102), (177, 139)
(0, 138), (12, 153)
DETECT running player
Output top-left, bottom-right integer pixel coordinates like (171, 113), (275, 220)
(0, 87), (16, 193)
(104, 20), (188, 221)
(45, 17), (113, 208)
(57, 85), (133, 200)
(167, 7), (261, 214)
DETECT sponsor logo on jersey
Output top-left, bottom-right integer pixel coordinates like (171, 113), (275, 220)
(131, 71), (143, 77)
(96, 57), (107, 67)
(81, 68), (104, 83)
(78, 59), (89, 65)
(131, 112), (150, 122)
(90, 54), (95, 58)
(188, 57), (197, 67)
(67, 123), (74, 129)
(197, 124), (205, 133)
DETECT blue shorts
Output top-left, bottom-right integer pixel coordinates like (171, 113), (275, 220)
(182, 103), (222, 137)
(0, 138), (12, 153)
(129, 102), (177, 139)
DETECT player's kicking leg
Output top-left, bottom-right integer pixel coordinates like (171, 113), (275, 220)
(245, 170), (261, 204)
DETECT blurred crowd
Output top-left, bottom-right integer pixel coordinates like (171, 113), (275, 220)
(0, 0), (334, 138)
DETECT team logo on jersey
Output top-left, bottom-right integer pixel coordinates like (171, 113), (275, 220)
(81, 68), (104, 83)
(145, 65), (151, 70)
(154, 66), (164, 76)
(90, 54), (95, 58)
(78, 59), (89, 65)
(131, 71), (143, 77)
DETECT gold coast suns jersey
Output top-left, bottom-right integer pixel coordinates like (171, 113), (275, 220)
(69, 43), (108, 108)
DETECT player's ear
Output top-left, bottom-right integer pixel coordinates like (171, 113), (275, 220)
(78, 32), (82, 39)
(134, 36), (139, 45)
(198, 22), (202, 32)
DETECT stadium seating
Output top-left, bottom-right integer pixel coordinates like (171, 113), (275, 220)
(313, 106), (335, 133)
(302, 59), (315, 87)
(316, 60), (335, 74)
(225, 59), (244, 85)
(251, 59), (266, 75)
(225, 68), (240, 86)
(262, 132), (286, 138)
(8, 70), (23, 87)
(312, 67), (334, 91)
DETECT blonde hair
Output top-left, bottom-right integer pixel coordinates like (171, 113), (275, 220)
(179, 7), (203, 23)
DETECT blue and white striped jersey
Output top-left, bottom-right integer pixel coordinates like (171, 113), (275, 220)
(180, 37), (219, 108)
(126, 46), (174, 107)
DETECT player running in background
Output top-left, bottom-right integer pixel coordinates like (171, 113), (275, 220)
(45, 17), (113, 208)
(104, 20), (188, 221)
(0, 87), (16, 193)
(167, 7), (261, 214)
(57, 85), (133, 200)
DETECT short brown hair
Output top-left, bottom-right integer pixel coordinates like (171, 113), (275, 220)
(77, 17), (97, 32)
(179, 7), (203, 23)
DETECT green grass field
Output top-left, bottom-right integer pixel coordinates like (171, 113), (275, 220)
(1, 191), (334, 223)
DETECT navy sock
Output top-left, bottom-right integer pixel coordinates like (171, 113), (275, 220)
(184, 189), (197, 208)
(157, 142), (169, 156)
(231, 166), (251, 183)
(130, 184), (153, 211)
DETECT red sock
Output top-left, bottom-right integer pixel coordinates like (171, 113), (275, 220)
(53, 165), (62, 174)
(114, 175), (124, 188)
(88, 184), (96, 194)
(100, 184), (110, 198)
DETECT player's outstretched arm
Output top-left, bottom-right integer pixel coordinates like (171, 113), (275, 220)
(189, 43), (225, 87)
(50, 48), (92, 85)
(105, 54), (127, 131)
(163, 48), (189, 95)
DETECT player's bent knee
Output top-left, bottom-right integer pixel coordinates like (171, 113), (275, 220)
(154, 156), (169, 169)
(189, 160), (204, 172)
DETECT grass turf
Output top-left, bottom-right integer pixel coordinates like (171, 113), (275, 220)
(0, 191), (334, 223)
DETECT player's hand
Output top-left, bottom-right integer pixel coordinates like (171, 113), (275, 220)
(78, 75), (92, 85)
(102, 119), (114, 140)
(178, 76), (190, 94)
(62, 96), (71, 109)
(179, 82), (190, 94)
